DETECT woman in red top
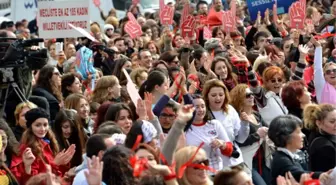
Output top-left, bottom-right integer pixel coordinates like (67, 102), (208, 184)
(10, 108), (75, 185)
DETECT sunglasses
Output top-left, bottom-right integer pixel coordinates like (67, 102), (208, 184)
(270, 78), (283, 83)
(246, 92), (254, 99)
(106, 28), (114, 31)
(325, 69), (336, 75)
(192, 159), (209, 169)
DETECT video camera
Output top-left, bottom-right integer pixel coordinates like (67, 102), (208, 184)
(0, 38), (48, 70)
(90, 43), (115, 57)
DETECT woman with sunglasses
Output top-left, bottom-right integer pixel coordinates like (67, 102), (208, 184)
(174, 146), (213, 185)
(247, 44), (308, 126)
(230, 84), (269, 185)
(185, 95), (234, 173)
(311, 37), (336, 105)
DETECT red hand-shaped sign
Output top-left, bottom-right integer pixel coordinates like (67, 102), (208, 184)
(289, 2), (305, 29)
(203, 26), (212, 40)
(181, 15), (196, 38)
(222, 11), (235, 33)
(93, 0), (100, 7)
(160, 0), (174, 25)
(125, 12), (142, 39)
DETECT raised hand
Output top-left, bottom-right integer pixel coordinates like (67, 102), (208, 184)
(298, 45), (309, 56)
(264, 8), (271, 25)
(136, 99), (148, 121)
(175, 105), (195, 123)
(144, 92), (155, 119)
(23, 148), (36, 170)
(54, 144), (76, 166)
(84, 156), (104, 185)
(273, 2), (279, 26)
(254, 11), (261, 28)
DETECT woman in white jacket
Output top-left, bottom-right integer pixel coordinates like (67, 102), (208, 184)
(202, 79), (249, 168)
(185, 94), (235, 173)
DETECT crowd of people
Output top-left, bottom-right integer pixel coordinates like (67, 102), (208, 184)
(0, 0), (335, 185)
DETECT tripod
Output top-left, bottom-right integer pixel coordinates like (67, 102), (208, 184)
(0, 67), (27, 118)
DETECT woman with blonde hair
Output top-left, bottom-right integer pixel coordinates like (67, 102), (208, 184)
(130, 67), (148, 89)
(174, 146), (213, 185)
(91, 75), (122, 104)
(13, 102), (37, 141)
(64, 93), (93, 135)
(303, 103), (336, 171)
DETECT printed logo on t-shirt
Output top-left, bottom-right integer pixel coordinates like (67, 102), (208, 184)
(208, 130), (217, 136)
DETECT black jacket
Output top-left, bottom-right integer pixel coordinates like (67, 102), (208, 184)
(271, 150), (322, 185)
(309, 132), (336, 172)
(32, 87), (60, 121)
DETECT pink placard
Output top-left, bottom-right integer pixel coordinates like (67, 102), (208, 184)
(181, 15), (196, 38)
(123, 69), (142, 108)
(203, 26), (212, 40)
(124, 12), (143, 39)
(93, 0), (100, 7)
(159, 0), (174, 25)
(289, 2), (305, 29)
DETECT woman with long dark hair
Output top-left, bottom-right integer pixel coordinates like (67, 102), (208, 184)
(33, 65), (63, 120)
(52, 109), (86, 167)
(61, 73), (83, 98)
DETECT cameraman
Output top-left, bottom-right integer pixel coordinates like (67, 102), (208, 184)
(93, 44), (117, 76)
(0, 35), (48, 126)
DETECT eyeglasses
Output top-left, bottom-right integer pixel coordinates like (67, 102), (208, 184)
(192, 159), (209, 169)
(160, 113), (176, 120)
(106, 28), (114, 31)
(246, 92), (254, 99)
(325, 69), (336, 75)
(270, 78), (283, 83)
